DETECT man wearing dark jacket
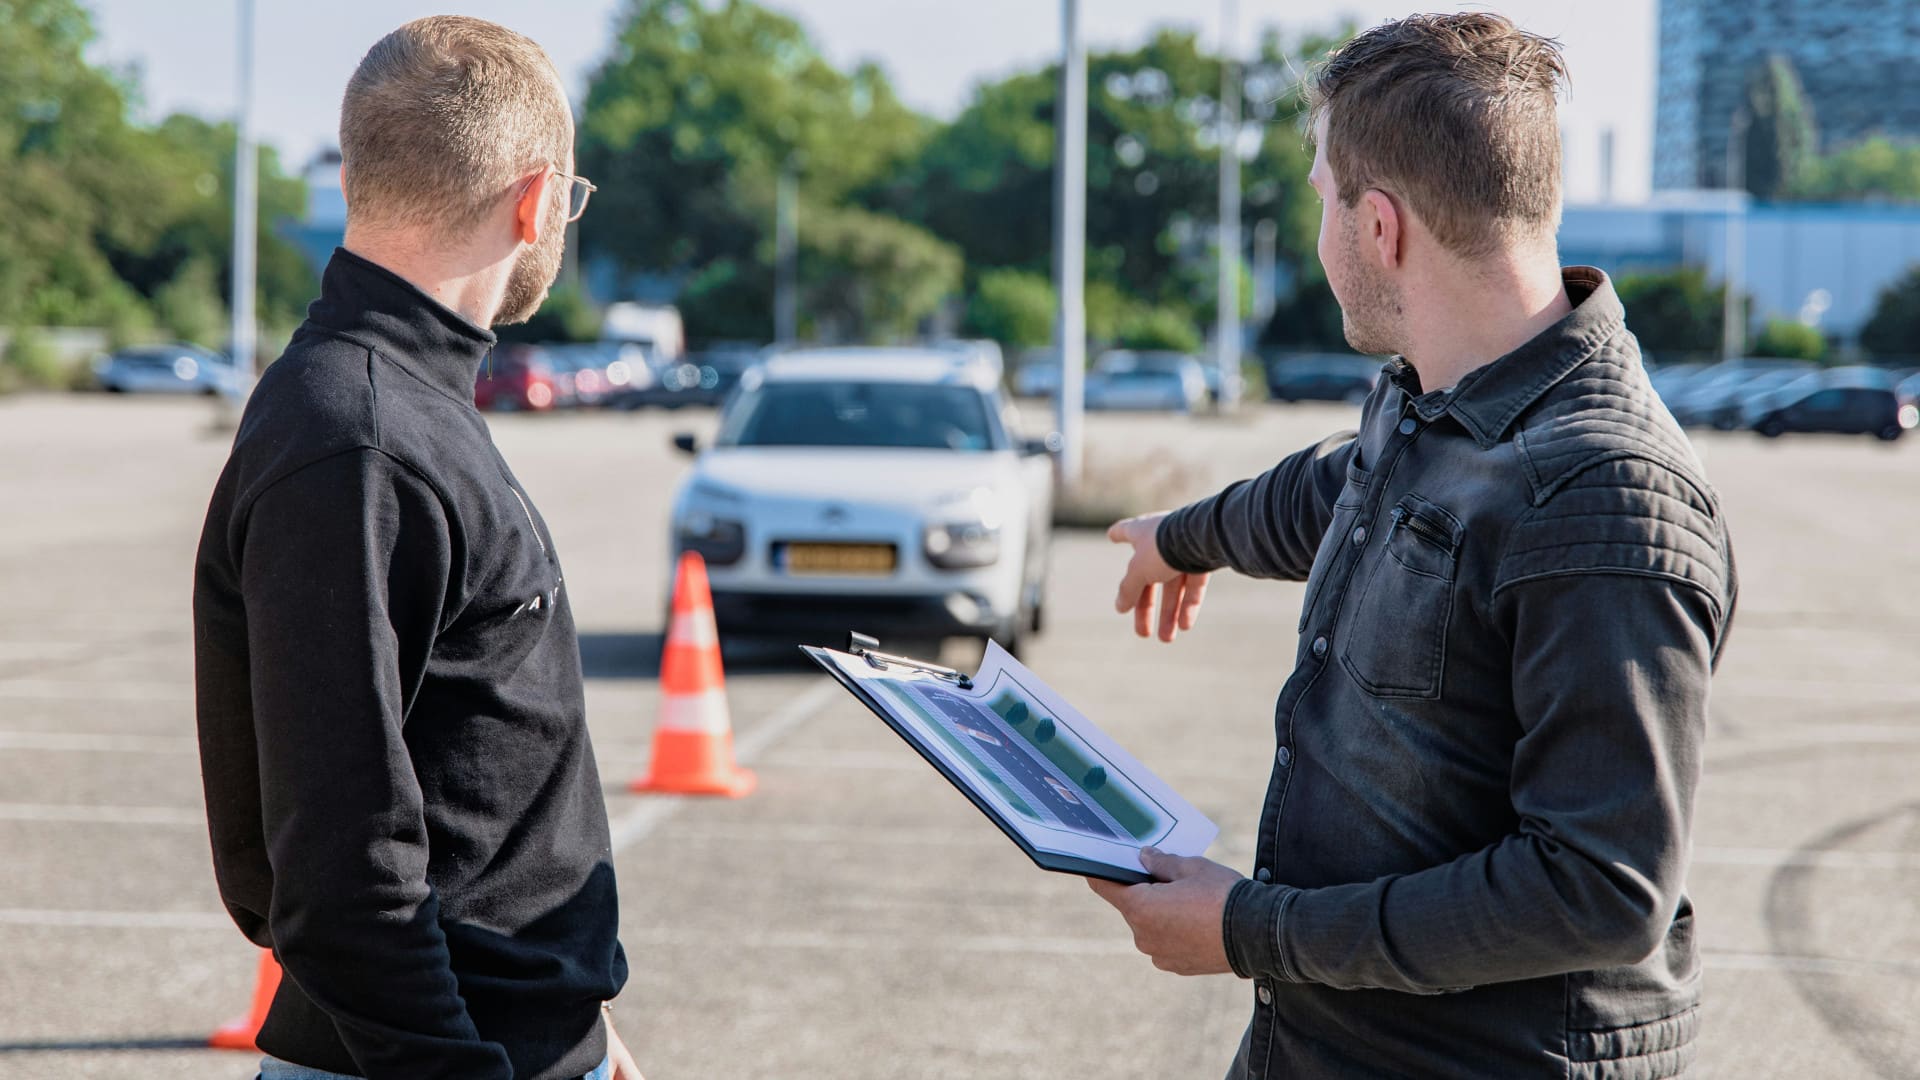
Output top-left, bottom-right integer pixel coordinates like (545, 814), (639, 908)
(192, 17), (638, 1080)
(1092, 15), (1735, 1079)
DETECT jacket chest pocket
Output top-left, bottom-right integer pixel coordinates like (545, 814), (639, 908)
(1340, 493), (1461, 699)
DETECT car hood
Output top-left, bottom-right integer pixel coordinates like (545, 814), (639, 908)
(692, 447), (1024, 509)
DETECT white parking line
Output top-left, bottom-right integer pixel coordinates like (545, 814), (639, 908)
(0, 803), (203, 827)
(609, 678), (839, 854)
(0, 731), (197, 753)
(1693, 846), (1920, 871)
(661, 822), (997, 847)
(0, 680), (193, 702)
(0, 908), (230, 930)
(1704, 948), (1920, 979)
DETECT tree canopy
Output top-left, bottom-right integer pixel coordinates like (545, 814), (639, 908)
(0, 0), (315, 354)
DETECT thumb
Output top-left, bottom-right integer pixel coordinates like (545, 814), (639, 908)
(1138, 845), (1181, 879)
(1107, 517), (1135, 544)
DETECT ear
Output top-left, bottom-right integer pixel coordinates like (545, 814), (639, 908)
(514, 166), (554, 246)
(1361, 188), (1403, 271)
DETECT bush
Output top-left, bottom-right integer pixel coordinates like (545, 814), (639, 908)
(1860, 265), (1920, 360)
(1615, 268), (1726, 357)
(1115, 305), (1202, 353)
(963, 269), (1055, 348)
(497, 282), (602, 344)
(1751, 318), (1826, 361)
(1259, 277), (1347, 350)
(152, 258), (229, 347)
(1, 326), (66, 393)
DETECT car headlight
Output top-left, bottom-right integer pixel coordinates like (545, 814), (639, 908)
(925, 520), (1001, 569)
(677, 511), (747, 566)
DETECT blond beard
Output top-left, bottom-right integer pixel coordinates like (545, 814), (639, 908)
(494, 192), (567, 326)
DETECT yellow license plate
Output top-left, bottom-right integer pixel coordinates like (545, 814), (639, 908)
(783, 542), (897, 575)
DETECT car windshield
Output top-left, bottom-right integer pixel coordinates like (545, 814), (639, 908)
(718, 381), (1002, 451)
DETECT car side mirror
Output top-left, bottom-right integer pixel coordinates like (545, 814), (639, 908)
(672, 432), (699, 456)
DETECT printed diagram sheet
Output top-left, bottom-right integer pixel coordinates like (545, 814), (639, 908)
(805, 641), (1217, 882)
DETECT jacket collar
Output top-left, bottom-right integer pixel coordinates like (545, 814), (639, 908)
(1389, 266), (1626, 448)
(305, 247), (497, 402)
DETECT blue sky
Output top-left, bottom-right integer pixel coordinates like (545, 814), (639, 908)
(83, 0), (1656, 202)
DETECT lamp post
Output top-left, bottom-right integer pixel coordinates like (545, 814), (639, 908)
(1052, 0), (1086, 488)
(230, 0), (258, 385)
(1214, 0), (1242, 411)
(775, 159), (798, 345)
(1722, 107), (1750, 362)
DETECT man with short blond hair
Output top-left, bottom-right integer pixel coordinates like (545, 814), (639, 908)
(194, 16), (636, 1080)
(1094, 14), (1733, 1079)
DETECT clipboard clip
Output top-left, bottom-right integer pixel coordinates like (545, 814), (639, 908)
(847, 632), (973, 689)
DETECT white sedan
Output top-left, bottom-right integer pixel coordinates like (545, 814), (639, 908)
(668, 349), (1056, 653)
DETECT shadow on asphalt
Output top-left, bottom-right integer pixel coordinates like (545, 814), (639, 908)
(576, 631), (832, 679)
(0, 1037), (210, 1053)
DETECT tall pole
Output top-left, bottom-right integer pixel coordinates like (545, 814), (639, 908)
(1053, 0), (1086, 488)
(1214, 0), (1242, 411)
(1722, 108), (1749, 362)
(230, 0), (258, 384)
(775, 159), (799, 345)
(1252, 218), (1278, 323)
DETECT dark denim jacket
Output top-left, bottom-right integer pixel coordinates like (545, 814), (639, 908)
(1157, 268), (1736, 1079)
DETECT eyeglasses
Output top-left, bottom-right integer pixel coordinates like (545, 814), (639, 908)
(522, 166), (597, 223)
(552, 167), (597, 223)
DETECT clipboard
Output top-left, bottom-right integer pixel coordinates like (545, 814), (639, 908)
(802, 633), (1218, 885)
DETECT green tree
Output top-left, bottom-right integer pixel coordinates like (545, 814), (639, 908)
(1116, 305), (1202, 353)
(496, 283), (602, 344)
(1741, 55), (1817, 201)
(1259, 277), (1347, 350)
(1615, 268), (1727, 358)
(1, 325), (64, 390)
(889, 27), (1338, 318)
(1081, 766), (1108, 792)
(151, 257), (228, 347)
(0, 0), (312, 340)
(1860, 265), (1920, 359)
(1793, 137), (1920, 202)
(1750, 318), (1826, 361)
(1033, 718), (1057, 744)
(964, 269), (1056, 348)
(578, 0), (953, 341)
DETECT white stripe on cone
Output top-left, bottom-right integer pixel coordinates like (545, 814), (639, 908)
(657, 689), (732, 735)
(667, 610), (719, 649)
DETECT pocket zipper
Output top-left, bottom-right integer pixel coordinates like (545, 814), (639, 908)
(1393, 506), (1453, 550)
(507, 484), (548, 558)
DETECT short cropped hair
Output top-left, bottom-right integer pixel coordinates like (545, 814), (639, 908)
(339, 16), (571, 236)
(1304, 13), (1568, 259)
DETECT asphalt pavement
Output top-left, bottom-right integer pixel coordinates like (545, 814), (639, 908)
(0, 393), (1915, 1078)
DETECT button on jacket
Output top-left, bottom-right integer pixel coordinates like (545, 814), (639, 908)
(1157, 268), (1736, 1079)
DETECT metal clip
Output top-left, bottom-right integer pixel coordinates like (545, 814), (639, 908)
(846, 632), (973, 689)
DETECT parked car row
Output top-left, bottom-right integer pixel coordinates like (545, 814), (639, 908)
(91, 344), (250, 397)
(1011, 349), (1244, 413)
(1652, 360), (1920, 441)
(473, 341), (770, 413)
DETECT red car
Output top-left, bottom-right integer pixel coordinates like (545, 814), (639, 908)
(474, 346), (557, 411)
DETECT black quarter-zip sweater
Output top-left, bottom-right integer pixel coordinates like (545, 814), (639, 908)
(193, 249), (626, 1080)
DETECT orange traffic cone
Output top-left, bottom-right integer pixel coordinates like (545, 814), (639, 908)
(631, 552), (756, 798)
(209, 948), (282, 1050)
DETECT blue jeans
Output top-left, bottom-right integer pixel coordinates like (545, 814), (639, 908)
(259, 1056), (611, 1080)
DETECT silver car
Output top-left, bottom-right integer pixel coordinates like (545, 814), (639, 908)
(1085, 351), (1208, 413)
(94, 345), (247, 397)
